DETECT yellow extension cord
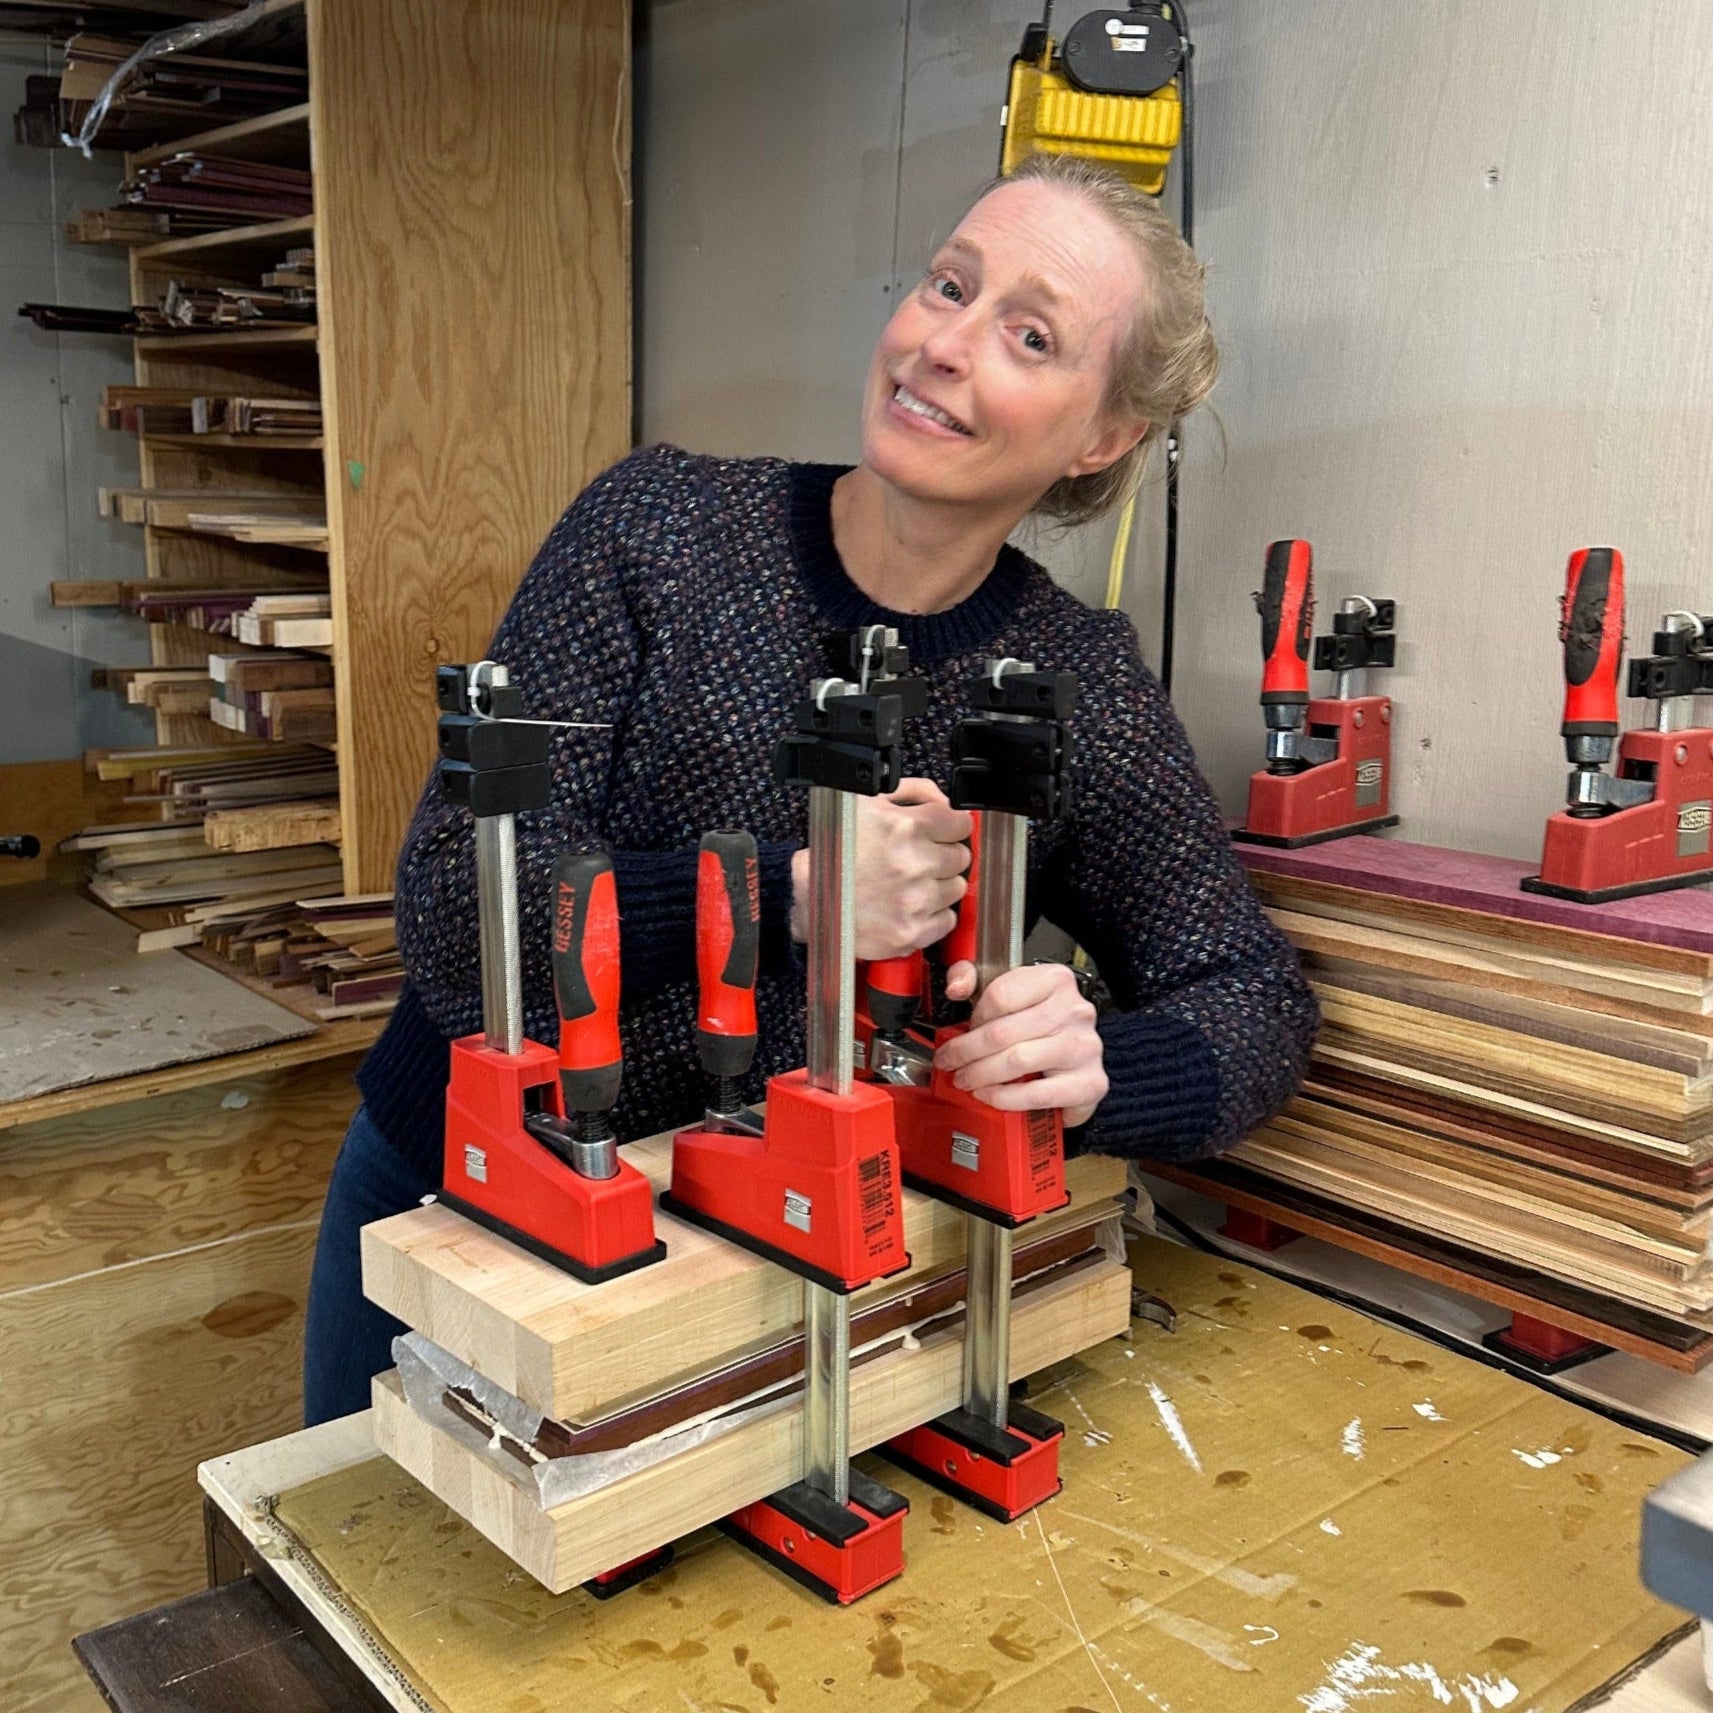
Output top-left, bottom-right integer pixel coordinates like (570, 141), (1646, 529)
(1069, 492), (1138, 977)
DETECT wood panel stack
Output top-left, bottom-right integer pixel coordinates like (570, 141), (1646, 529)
(41, 0), (631, 929)
(360, 1144), (1132, 1592)
(1206, 838), (1713, 1354)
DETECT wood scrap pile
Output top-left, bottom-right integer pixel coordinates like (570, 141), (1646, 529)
(141, 279), (316, 334)
(362, 1145), (1132, 1591)
(194, 890), (400, 1019)
(234, 591), (331, 647)
(1231, 838), (1713, 1324)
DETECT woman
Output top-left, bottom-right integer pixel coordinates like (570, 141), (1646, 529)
(303, 154), (1319, 1425)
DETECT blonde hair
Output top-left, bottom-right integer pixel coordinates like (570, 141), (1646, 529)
(987, 153), (1219, 527)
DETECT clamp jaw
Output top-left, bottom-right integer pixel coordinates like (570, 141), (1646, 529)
(1238, 539), (1401, 847)
(876, 657), (1079, 1523)
(667, 628), (913, 1605)
(434, 660), (665, 1289)
(1527, 554), (1713, 903)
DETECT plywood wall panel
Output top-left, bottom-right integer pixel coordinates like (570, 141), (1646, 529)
(309, 0), (633, 892)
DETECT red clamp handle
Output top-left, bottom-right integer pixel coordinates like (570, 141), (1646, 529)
(941, 811), (981, 971)
(1256, 538), (1314, 704)
(696, 831), (760, 1079)
(551, 849), (622, 1113)
(1558, 546), (1625, 737)
(866, 951), (924, 1036)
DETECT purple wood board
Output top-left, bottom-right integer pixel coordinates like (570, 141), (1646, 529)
(1232, 832), (1713, 956)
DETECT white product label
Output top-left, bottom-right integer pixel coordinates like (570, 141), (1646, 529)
(463, 1144), (488, 1185)
(784, 1190), (812, 1233)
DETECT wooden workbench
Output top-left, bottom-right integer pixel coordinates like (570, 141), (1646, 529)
(73, 1240), (1712, 1713)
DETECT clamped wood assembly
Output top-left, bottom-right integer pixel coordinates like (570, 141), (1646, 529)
(1234, 538), (1400, 849)
(869, 658), (1077, 1523)
(1524, 547), (1713, 903)
(665, 627), (913, 1604)
(434, 660), (666, 1289)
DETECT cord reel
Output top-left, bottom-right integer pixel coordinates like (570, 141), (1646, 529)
(1000, 4), (1187, 197)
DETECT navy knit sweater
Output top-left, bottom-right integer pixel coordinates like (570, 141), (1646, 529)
(356, 447), (1317, 1174)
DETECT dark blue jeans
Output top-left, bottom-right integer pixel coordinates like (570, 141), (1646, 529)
(303, 1103), (436, 1426)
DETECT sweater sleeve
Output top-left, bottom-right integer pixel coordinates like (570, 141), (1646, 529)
(1033, 611), (1319, 1160)
(393, 446), (798, 1045)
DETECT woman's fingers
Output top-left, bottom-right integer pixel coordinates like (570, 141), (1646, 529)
(930, 962), (1106, 1124)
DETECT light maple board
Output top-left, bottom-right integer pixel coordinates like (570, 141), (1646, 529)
(370, 1256), (1132, 1592)
(362, 1141), (1126, 1423)
(0, 883), (312, 1105)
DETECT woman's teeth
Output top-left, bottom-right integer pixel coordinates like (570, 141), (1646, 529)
(894, 385), (972, 435)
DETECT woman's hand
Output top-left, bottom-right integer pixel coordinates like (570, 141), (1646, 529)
(791, 779), (972, 961)
(935, 961), (1107, 1129)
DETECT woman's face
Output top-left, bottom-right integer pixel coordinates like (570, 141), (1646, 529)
(859, 178), (1148, 515)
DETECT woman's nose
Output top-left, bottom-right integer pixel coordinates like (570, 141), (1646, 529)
(919, 316), (973, 376)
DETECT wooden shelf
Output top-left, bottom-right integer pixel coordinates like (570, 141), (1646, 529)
(135, 325), (317, 355)
(143, 433), (325, 451)
(125, 101), (311, 173)
(136, 215), (315, 269)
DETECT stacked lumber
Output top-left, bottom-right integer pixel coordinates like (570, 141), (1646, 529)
(262, 244), (313, 295)
(64, 206), (223, 246)
(100, 383), (320, 435)
(104, 664), (215, 716)
(90, 742), (338, 815)
(121, 152), (310, 219)
(95, 486), (321, 526)
(1231, 838), (1713, 1325)
(208, 681), (333, 741)
(59, 580), (327, 639)
(84, 837), (341, 913)
(13, 27), (303, 153)
(363, 1143), (1132, 1591)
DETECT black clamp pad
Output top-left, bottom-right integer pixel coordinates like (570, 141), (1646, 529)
(1313, 601), (1396, 673)
(439, 758), (551, 817)
(950, 719), (1073, 819)
(439, 713), (551, 771)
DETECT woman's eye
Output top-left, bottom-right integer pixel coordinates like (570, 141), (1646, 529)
(1021, 327), (1051, 354)
(931, 274), (964, 303)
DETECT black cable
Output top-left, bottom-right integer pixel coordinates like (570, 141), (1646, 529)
(1147, 1202), (1712, 1458)
(1158, 0), (1193, 696)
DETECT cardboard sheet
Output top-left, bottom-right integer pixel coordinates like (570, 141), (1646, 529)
(0, 883), (311, 1102)
(269, 1238), (1691, 1713)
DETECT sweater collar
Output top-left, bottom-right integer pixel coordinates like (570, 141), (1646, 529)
(785, 462), (1032, 665)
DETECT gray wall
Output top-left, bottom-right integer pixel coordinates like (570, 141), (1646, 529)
(0, 41), (152, 767)
(637, 0), (1713, 860)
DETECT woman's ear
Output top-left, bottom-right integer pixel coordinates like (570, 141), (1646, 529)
(1065, 414), (1149, 479)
